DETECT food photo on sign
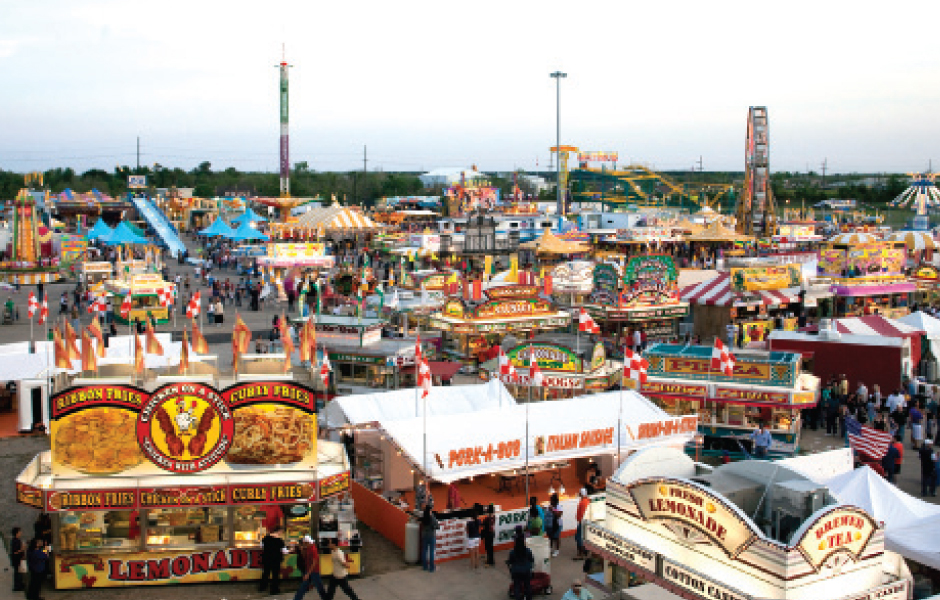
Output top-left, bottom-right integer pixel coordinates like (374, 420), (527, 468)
(16, 381), (355, 590)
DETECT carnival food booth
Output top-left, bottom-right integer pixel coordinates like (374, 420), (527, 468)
(15, 381), (355, 589)
(681, 265), (804, 345)
(549, 260), (595, 307)
(584, 446), (912, 600)
(81, 262), (114, 290)
(583, 256), (689, 343)
(255, 242), (335, 279)
(480, 335), (622, 399)
(429, 284), (571, 365)
(819, 242), (914, 319)
(341, 389), (696, 562)
(105, 274), (173, 325)
(625, 344), (818, 457)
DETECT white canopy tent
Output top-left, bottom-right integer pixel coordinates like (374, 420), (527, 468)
(323, 377), (515, 429)
(378, 390), (696, 484)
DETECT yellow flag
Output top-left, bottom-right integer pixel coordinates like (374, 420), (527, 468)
(509, 254), (519, 283)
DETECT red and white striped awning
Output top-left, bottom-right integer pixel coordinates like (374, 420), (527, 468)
(680, 272), (800, 307)
(834, 315), (923, 337)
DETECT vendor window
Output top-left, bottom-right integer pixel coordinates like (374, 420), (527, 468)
(59, 510), (141, 552)
(145, 507), (227, 548)
(233, 504), (283, 547)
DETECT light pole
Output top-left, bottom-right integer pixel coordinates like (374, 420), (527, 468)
(550, 71), (567, 216)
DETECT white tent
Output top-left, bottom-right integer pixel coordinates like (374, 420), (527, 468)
(379, 390), (695, 483)
(896, 311), (940, 336)
(824, 466), (940, 568)
(323, 377), (515, 429)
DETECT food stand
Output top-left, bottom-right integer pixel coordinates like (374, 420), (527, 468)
(819, 241), (914, 318)
(681, 265), (804, 345)
(625, 344), (818, 457)
(105, 274), (173, 325)
(15, 381), (354, 589)
(429, 284), (571, 364)
(583, 256), (689, 342)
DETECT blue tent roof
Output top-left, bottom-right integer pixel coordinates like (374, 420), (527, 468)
(229, 220), (269, 242)
(198, 216), (236, 237)
(103, 221), (150, 245)
(86, 219), (114, 241)
(231, 206), (268, 225)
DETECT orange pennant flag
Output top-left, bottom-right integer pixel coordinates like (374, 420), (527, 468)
(233, 313), (252, 354)
(179, 330), (190, 375)
(280, 313), (294, 373)
(87, 314), (106, 358)
(81, 328), (97, 372)
(64, 320), (81, 360)
(299, 319), (311, 363)
(53, 328), (71, 369)
(145, 319), (164, 355)
(191, 319), (209, 354)
(306, 318), (317, 361)
(134, 333), (145, 374)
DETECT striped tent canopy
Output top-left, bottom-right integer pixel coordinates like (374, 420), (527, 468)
(519, 229), (591, 254)
(886, 230), (937, 251)
(829, 232), (877, 244)
(272, 203), (383, 239)
(680, 271), (800, 307)
(834, 315), (923, 337)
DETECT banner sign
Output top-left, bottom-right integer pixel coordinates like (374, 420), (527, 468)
(629, 478), (760, 558)
(127, 175), (147, 189)
(795, 506), (878, 570)
(506, 343), (581, 373)
(662, 559), (752, 600)
(819, 243), (905, 278)
(584, 521), (657, 572)
(578, 151), (618, 163)
(318, 471), (350, 499)
(484, 285), (540, 301)
(474, 298), (554, 319)
(641, 381), (708, 398)
(730, 264), (801, 292)
(621, 255), (679, 306)
(50, 382), (317, 477)
(714, 386), (790, 404)
(592, 264), (619, 303)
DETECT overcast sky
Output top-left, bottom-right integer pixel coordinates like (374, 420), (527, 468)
(2, 1), (939, 175)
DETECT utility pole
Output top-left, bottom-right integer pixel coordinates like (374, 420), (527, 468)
(550, 71), (567, 216)
(821, 158), (828, 188)
(136, 136), (140, 170)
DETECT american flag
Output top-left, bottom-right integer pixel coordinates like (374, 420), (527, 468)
(846, 415), (893, 459)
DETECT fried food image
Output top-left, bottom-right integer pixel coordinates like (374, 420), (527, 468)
(226, 407), (313, 465)
(54, 409), (143, 474)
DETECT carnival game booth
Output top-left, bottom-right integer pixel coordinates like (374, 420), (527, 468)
(819, 241), (914, 319)
(583, 256), (690, 343)
(255, 242), (335, 273)
(15, 381), (355, 589)
(549, 260), (595, 307)
(479, 335), (623, 399)
(628, 344), (818, 457)
(584, 446), (912, 600)
(681, 265), (803, 345)
(105, 274), (174, 325)
(352, 391), (696, 562)
(429, 284), (572, 365)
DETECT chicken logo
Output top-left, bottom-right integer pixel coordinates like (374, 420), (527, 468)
(137, 383), (234, 473)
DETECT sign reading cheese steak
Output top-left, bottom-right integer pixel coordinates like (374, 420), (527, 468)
(796, 506), (878, 570)
(319, 471), (351, 499)
(629, 478), (759, 558)
(50, 382), (318, 476)
(641, 381), (707, 397)
(714, 386), (791, 404)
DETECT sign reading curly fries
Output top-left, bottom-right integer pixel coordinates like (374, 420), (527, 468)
(51, 382), (318, 476)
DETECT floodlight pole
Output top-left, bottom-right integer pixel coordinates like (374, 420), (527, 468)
(550, 71), (567, 216)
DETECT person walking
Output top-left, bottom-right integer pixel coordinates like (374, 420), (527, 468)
(482, 504), (496, 567)
(214, 298), (224, 327)
(506, 534), (535, 600)
(911, 402), (924, 449)
(920, 441), (937, 497)
(825, 387), (839, 436)
(545, 493), (563, 557)
(466, 506), (482, 570)
(883, 441), (900, 484)
(420, 504), (439, 572)
(26, 538), (48, 600)
(258, 525), (286, 595)
(892, 435), (904, 479)
(325, 538), (360, 600)
(10, 527), (25, 592)
(293, 535), (326, 600)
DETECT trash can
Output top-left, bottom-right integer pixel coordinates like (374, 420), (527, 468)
(526, 535), (551, 575)
(404, 520), (421, 564)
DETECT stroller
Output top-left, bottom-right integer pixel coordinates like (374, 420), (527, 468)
(507, 535), (553, 597)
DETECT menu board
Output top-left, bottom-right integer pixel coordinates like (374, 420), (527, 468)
(51, 382), (317, 477)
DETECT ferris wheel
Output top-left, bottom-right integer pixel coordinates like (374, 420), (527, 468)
(889, 172), (940, 215)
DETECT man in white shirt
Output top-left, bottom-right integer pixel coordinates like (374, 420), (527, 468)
(886, 391), (903, 413)
(633, 329), (642, 352)
(857, 382), (868, 403)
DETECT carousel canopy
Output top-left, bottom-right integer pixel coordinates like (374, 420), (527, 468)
(684, 221), (754, 243)
(86, 219), (113, 241)
(887, 230), (937, 251)
(829, 232), (877, 244)
(102, 221), (149, 245)
(680, 271), (799, 307)
(231, 206), (268, 225)
(519, 228), (591, 254)
(229, 220), (269, 242)
(291, 203), (383, 233)
(673, 218), (704, 234)
(198, 216), (236, 238)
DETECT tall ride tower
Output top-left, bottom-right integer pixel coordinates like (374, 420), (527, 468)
(738, 106), (775, 235)
(277, 47), (292, 197)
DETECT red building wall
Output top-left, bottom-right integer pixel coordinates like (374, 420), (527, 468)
(769, 337), (904, 394)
